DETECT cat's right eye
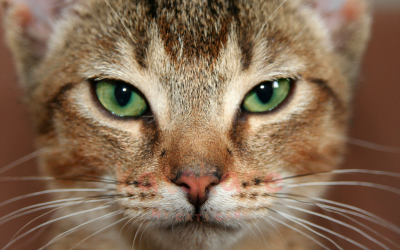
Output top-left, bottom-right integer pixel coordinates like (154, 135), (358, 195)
(95, 80), (148, 117)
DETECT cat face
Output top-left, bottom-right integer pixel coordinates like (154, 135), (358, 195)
(2, 0), (371, 248)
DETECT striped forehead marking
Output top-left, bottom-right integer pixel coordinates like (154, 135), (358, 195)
(134, 0), (253, 69)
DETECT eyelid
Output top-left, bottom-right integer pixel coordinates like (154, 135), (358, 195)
(246, 74), (300, 93)
(246, 76), (298, 95)
(89, 77), (139, 90)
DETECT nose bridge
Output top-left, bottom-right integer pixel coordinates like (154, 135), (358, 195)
(167, 125), (229, 176)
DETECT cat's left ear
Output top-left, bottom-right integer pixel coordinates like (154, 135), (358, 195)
(1, 0), (79, 87)
(305, 0), (371, 78)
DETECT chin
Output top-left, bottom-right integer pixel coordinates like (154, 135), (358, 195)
(150, 222), (245, 250)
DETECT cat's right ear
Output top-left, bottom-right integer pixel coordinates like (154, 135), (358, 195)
(1, 0), (78, 88)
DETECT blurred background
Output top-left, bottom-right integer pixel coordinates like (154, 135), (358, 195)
(0, 1), (400, 249)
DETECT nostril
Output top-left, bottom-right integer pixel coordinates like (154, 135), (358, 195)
(180, 183), (190, 189)
(178, 183), (191, 193)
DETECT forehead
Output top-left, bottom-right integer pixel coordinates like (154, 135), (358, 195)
(92, 0), (314, 64)
(62, 0), (327, 122)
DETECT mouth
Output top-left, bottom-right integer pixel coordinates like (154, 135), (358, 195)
(159, 218), (243, 232)
(147, 209), (247, 232)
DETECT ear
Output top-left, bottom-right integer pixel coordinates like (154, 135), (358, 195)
(306, 0), (372, 78)
(309, 0), (371, 47)
(1, 0), (78, 88)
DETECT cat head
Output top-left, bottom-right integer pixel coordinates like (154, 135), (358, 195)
(2, 0), (371, 248)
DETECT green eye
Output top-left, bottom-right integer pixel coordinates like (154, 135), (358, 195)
(95, 80), (148, 117)
(243, 78), (292, 113)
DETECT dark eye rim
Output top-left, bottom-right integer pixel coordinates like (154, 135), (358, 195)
(90, 79), (152, 121)
(240, 78), (297, 116)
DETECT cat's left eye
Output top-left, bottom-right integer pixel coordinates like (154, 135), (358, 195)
(95, 80), (148, 117)
(242, 78), (292, 113)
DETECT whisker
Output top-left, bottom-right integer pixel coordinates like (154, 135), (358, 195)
(276, 193), (400, 234)
(3, 197), (119, 246)
(244, 221), (264, 248)
(2, 205), (112, 250)
(0, 177), (54, 181)
(0, 148), (47, 175)
(87, 194), (130, 199)
(271, 193), (400, 234)
(132, 221), (145, 250)
(39, 210), (124, 250)
(139, 221), (153, 250)
(0, 188), (113, 208)
(328, 135), (400, 153)
(261, 217), (290, 250)
(285, 181), (400, 195)
(251, 220), (269, 249)
(277, 209), (364, 250)
(27, 197), (124, 246)
(1, 200), (103, 226)
(0, 197), (85, 224)
(127, 214), (141, 237)
(265, 169), (400, 185)
(11, 208), (63, 250)
(273, 209), (344, 250)
(120, 215), (137, 238)
(330, 169), (400, 178)
(255, 0), (287, 40)
(283, 205), (390, 249)
(268, 215), (331, 250)
(56, 175), (121, 184)
(0, 195), (122, 226)
(13, 227), (48, 250)
(323, 208), (400, 249)
(10, 205), (75, 243)
(69, 216), (128, 250)
(7, 198), (116, 241)
(0, 175), (121, 185)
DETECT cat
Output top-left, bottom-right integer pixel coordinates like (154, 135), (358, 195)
(1, 0), (390, 249)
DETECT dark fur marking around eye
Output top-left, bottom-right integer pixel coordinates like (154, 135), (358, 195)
(229, 112), (250, 156)
(307, 78), (344, 111)
(140, 116), (160, 158)
(39, 83), (75, 135)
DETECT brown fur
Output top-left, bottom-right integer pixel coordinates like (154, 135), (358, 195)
(2, 0), (371, 249)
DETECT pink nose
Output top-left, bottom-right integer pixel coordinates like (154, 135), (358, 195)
(174, 171), (220, 208)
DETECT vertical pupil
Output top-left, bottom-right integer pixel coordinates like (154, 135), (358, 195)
(114, 84), (132, 106)
(256, 81), (274, 104)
